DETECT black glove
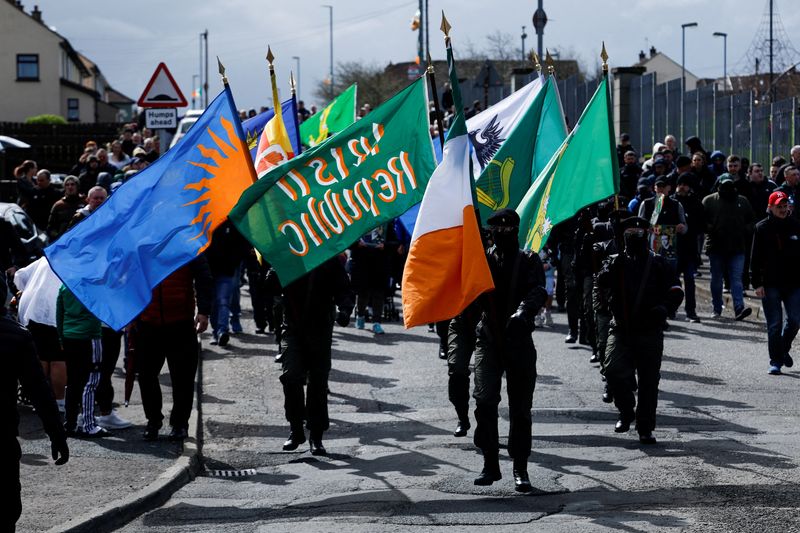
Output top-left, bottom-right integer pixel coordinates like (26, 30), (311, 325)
(506, 310), (532, 338)
(51, 437), (69, 465)
(336, 308), (352, 327)
(648, 305), (668, 323)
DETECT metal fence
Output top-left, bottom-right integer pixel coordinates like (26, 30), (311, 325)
(557, 76), (598, 130)
(626, 73), (799, 166)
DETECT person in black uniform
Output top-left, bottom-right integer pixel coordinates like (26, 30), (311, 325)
(598, 217), (683, 445)
(472, 209), (547, 492)
(591, 209), (633, 402)
(446, 305), (479, 437)
(273, 257), (354, 455)
(1, 277), (69, 532)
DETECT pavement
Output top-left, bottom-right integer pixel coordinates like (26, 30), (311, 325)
(14, 266), (795, 532)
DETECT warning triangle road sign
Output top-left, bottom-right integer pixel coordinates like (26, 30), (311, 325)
(138, 62), (188, 108)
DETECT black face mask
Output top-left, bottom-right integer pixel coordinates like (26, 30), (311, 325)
(491, 228), (519, 256)
(624, 231), (649, 258)
(719, 184), (737, 201)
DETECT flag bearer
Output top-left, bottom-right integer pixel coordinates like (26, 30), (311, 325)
(597, 217), (683, 445)
(472, 209), (547, 492)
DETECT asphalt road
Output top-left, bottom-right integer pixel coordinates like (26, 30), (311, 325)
(116, 291), (800, 533)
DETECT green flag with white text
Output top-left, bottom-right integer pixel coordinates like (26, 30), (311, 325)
(299, 84), (357, 147)
(474, 76), (567, 222)
(230, 77), (435, 286)
(517, 76), (619, 252)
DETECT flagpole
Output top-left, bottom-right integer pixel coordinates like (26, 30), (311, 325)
(531, 50), (542, 81)
(289, 70), (303, 155)
(426, 52), (446, 153)
(600, 42), (619, 211)
(218, 56), (258, 184)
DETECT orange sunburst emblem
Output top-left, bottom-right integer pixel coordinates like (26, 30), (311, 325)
(183, 115), (255, 254)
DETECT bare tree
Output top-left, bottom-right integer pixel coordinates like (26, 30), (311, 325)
(485, 30), (516, 62)
(313, 61), (405, 110)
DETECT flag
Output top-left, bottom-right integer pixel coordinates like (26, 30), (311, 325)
(474, 76), (567, 222)
(253, 67), (295, 177)
(467, 75), (544, 179)
(299, 83), (357, 147)
(401, 39), (494, 328)
(229, 76), (435, 287)
(242, 99), (301, 160)
(517, 76), (619, 252)
(45, 85), (256, 330)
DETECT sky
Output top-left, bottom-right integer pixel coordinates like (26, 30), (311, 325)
(31, 0), (800, 112)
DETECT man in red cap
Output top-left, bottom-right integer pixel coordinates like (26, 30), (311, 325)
(751, 190), (800, 375)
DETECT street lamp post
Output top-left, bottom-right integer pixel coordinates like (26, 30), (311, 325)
(681, 22), (698, 140)
(292, 56), (301, 102)
(713, 32), (728, 91)
(323, 5), (333, 100)
(521, 26), (527, 62)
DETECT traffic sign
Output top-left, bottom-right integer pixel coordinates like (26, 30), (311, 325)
(138, 63), (188, 108)
(145, 108), (177, 129)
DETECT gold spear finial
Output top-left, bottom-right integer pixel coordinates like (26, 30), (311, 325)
(426, 52), (434, 74)
(440, 11), (451, 40)
(289, 70), (296, 95)
(266, 46), (275, 68)
(601, 41), (609, 74)
(217, 56), (227, 85)
(531, 50), (542, 72)
(545, 49), (555, 75)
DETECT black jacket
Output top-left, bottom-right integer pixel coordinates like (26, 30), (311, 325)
(748, 179), (777, 221)
(271, 257), (354, 338)
(2, 312), (66, 442)
(597, 251), (682, 332)
(206, 221), (252, 277)
(478, 247), (547, 343)
(750, 214), (800, 289)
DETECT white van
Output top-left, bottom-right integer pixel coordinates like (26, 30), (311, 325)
(169, 109), (204, 149)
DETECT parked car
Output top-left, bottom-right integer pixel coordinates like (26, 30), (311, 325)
(0, 202), (47, 265)
(169, 109), (204, 149)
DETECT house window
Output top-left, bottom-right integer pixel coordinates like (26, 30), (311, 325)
(67, 98), (79, 122)
(17, 54), (39, 81)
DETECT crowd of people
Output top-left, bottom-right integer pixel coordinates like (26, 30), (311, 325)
(5, 108), (800, 526)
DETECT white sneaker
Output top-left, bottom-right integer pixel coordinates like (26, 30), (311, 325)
(545, 310), (554, 327)
(96, 409), (133, 429)
(534, 314), (544, 328)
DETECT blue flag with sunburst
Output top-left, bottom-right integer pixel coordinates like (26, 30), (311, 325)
(45, 85), (257, 330)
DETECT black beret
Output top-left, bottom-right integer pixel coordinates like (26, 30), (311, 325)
(620, 216), (650, 231)
(487, 208), (520, 227)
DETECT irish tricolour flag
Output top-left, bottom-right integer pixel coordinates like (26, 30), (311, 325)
(401, 40), (494, 328)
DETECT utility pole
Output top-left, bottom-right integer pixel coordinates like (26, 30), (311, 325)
(769, 0), (774, 102)
(323, 5), (333, 100)
(201, 30), (209, 108)
(532, 0), (547, 61)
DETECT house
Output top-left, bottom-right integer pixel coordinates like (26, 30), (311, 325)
(0, 1), (133, 122)
(634, 46), (699, 90)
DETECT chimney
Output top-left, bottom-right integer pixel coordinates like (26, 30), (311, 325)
(638, 50), (646, 62)
(31, 4), (41, 22)
(649, 46), (657, 58)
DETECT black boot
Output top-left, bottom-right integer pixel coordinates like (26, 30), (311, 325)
(454, 418), (470, 437)
(309, 431), (326, 455)
(512, 458), (533, 493)
(614, 411), (635, 433)
(282, 425), (306, 451)
(602, 384), (613, 403)
(474, 452), (502, 486)
(454, 406), (470, 437)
